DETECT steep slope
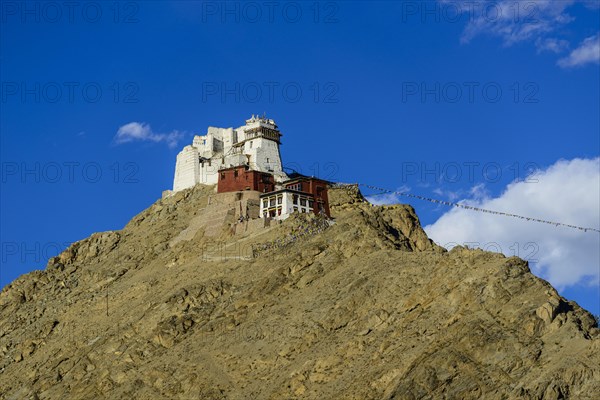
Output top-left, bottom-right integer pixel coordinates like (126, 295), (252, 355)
(0, 185), (598, 400)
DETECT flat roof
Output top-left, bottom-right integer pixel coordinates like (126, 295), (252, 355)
(218, 164), (271, 173)
(284, 174), (332, 185)
(259, 188), (315, 198)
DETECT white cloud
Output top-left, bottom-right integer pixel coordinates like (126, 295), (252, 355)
(535, 37), (570, 54)
(424, 158), (600, 289)
(366, 186), (411, 205)
(114, 122), (184, 148)
(432, 188), (462, 202)
(439, 1), (600, 68)
(582, 0), (600, 10)
(557, 33), (600, 68)
(448, 0), (576, 46)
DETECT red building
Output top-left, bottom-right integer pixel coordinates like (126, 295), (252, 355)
(218, 167), (331, 218)
(217, 165), (275, 193)
(282, 175), (331, 217)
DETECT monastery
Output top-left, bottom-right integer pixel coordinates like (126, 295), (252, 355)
(165, 115), (330, 222)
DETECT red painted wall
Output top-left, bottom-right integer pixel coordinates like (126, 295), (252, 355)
(284, 178), (331, 217)
(217, 166), (274, 193)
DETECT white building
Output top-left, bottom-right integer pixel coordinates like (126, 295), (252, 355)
(259, 189), (316, 220)
(172, 115), (287, 192)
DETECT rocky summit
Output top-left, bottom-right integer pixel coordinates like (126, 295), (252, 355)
(0, 185), (598, 399)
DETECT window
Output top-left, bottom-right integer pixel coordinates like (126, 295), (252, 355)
(263, 199), (268, 208)
(287, 183), (303, 192)
(293, 207), (299, 212)
(269, 198), (276, 207)
(220, 173), (225, 180)
(277, 208), (282, 216)
(293, 194), (298, 204)
(234, 170), (238, 177)
(300, 198), (307, 206)
(277, 196), (282, 205)
(249, 141), (253, 148)
(308, 200), (314, 208)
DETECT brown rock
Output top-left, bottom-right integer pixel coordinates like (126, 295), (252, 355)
(0, 184), (598, 399)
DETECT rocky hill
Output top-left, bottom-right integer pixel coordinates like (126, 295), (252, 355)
(1, 185), (598, 399)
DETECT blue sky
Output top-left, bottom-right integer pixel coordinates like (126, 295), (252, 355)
(1, 1), (599, 314)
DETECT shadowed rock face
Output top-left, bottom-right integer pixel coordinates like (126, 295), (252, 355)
(0, 185), (598, 400)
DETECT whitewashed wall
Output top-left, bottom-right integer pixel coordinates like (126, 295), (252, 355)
(173, 118), (287, 192)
